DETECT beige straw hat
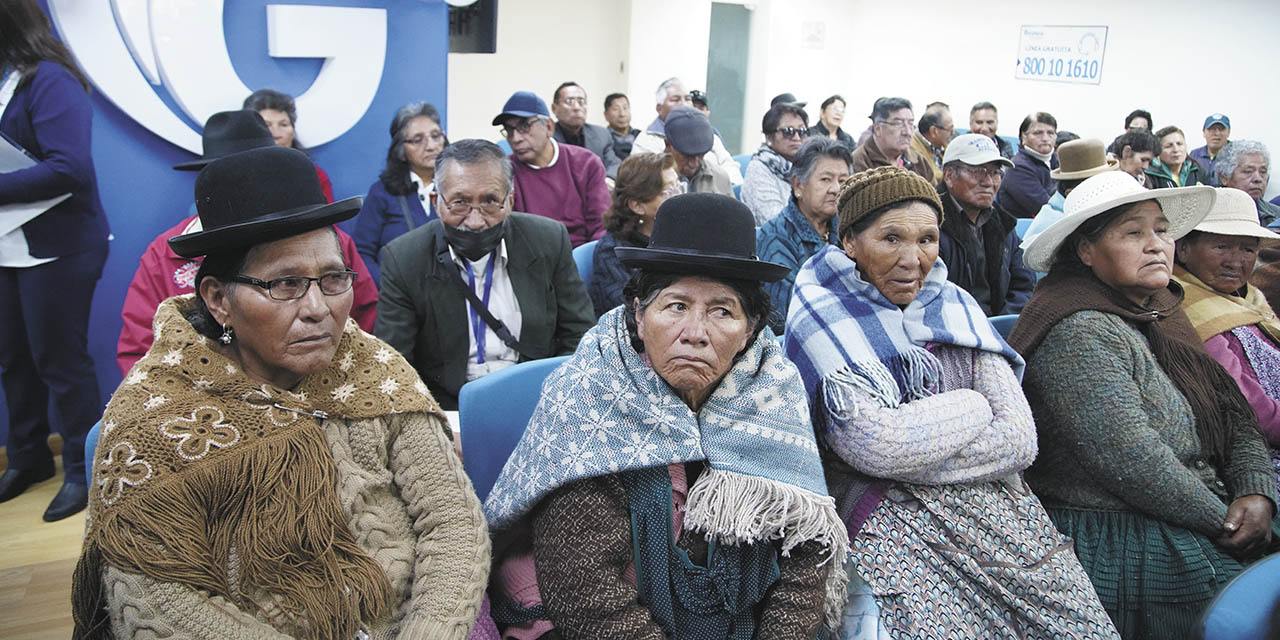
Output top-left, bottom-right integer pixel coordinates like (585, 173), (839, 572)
(1021, 171), (1215, 272)
(1189, 187), (1280, 240)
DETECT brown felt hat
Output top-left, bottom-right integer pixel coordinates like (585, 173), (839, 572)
(836, 166), (943, 239)
(1050, 138), (1118, 180)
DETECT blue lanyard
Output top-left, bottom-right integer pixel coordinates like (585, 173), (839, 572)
(463, 251), (499, 364)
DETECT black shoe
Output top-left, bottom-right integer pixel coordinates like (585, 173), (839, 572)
(43, 481), (88, 522)
(0, 466), (56, 503)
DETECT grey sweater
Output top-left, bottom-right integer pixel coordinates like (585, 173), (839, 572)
(1023, 310), (1277, 537)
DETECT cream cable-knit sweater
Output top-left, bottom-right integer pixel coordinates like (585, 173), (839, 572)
(101, 411), (491, 640)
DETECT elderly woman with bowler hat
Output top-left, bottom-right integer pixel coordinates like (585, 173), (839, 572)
(484, 193), (849, 640)
(1023, 137), (1119, 241)
(1010, 172), (1279, 639)
(786, 166), (1117, 639)
(72, 146), (496, 640)
(1172, 187), (1280, 484)
(353, 102), (448, 285)
(116, 110), (378, 375)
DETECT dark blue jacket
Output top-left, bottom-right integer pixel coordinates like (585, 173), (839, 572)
(589, 231), (643, 318)
(353, 178), (436, 285)
(996, 149), (1057, 219)
(0, 61), (109, 257)
(938, 184), (1035, 316)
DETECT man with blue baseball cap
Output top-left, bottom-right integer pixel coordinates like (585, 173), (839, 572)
(494, 90), (610, 247)
(1191, 113), (1231, 187)
(936, 133), (1035, 316)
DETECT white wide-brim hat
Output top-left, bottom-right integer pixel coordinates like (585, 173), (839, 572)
(1190, 187), (1280, 240)
(1021, 171), (1215, 272)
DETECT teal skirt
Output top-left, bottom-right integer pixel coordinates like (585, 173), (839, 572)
(1046, 506), (1256, 640)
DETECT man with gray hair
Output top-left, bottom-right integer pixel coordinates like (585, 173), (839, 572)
(969, 101), (1016, 160)
(910, 102), (954, 184)
(755, 137), (852, 332)
(632, 77), (743, 185)
(1216, 140), (1278, 226)
(851, 97), (933, 182)
(375, 139), (594, 409)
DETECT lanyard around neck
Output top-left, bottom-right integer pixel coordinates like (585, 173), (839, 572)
(463, 250), (500, 363)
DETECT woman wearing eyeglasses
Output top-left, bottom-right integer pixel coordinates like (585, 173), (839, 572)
(742, 101), (810, 226)
(850, 97), (934, 183)
(353, 102), (449, 285)
(73, 146), (498, 640)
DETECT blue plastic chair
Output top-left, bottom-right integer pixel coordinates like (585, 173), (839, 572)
(733, 183), (742, 201)
(572, 240), (597, 290)
(495, 138), (512, 154)
(1014, 218), (1033, 240)
(84, 420), (101, 485)
(733, 153), (751, 177)
(459, 356), (571, 502)
(989, 314), (1018, 340)
(1199, 552), (1280, 639)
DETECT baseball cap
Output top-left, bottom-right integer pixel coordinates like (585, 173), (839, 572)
(664, 106), (714, 156)
(942, 133), (1015, 167)
(1203, 113), (1230, 130)
(492, 91), (550, 126)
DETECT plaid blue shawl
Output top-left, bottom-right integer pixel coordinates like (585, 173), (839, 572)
(785, 245), (1023, 422)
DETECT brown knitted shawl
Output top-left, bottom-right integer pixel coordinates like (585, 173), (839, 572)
(71, 296), (442, 639)
(1008, 268), (1256, 468)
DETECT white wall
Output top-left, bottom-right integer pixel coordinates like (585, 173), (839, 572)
(447, 0), (1280, 198)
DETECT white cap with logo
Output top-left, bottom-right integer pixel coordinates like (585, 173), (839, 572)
(942, 133), (1015, 168)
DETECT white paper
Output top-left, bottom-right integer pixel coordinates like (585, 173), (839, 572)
(0, 133), (73, 236)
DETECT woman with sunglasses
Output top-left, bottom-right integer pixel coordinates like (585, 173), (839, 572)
(742, 101), (810, 226)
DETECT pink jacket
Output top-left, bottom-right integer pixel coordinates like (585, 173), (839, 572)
(116, 215), (378, 374)
(1204, 324), (1280, 446)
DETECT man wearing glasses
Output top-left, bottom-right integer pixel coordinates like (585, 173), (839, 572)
(493, 91), (610, 247)
(549, 81), (621, 180)
(375, 140), (594, 409)
(851, 97), (933, 184)
(742, 98), (810, 226)
(936, 134), (1035, 316)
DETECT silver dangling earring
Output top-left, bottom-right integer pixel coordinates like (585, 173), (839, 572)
(219, 325), (234, 345)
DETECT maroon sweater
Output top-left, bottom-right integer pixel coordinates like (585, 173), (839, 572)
(511, 143), (609, 246)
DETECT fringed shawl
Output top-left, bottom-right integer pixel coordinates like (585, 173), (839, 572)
(483, 307), (850, 628)
(1174, 266), (1280, 344)
(72, 296), (442, 639)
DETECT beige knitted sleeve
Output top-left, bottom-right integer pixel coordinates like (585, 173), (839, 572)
(387, 411), (492, 640)
(102, 565), (293, 639)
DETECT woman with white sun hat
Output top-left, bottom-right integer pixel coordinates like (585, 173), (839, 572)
(1007, 171), (1280, 639)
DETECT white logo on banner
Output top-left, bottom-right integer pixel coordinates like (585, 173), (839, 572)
(47, 1), (387, 154)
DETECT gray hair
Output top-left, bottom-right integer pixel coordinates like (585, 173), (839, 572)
(970, 101), (998, 116)
(918, 104), (950, 135)
(1216, 139), (1270, 182)
(433, 139), (514, 195)
(654, 77), (683, 105)
(789, 137), (853, 184)
(870, 96), (912, 122)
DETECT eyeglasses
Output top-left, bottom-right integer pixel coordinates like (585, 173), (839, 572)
(402, 131), (445, 147)
(876, 118), (915, 131)
(557, 97), (587, 107)
(444, 197), (508, 217)
(499, 117), (542, 138)
(233, 269), (357, 301)
(958, 165), (1006, 180)
(774, 127), (808, 139)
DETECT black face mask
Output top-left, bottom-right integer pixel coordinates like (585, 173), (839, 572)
(443, 219), (507, 262)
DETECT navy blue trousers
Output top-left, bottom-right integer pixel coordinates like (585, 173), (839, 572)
(0, 242), (107, 484)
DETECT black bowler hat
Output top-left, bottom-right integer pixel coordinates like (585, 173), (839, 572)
(168, 146), (361, 258)
(173, 110), (277, 170)
(615, 193), (790, 282)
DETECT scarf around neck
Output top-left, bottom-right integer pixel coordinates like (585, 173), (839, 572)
(73, 296), (441, 639)
(484, 306), (850, 627)
(785, 245), (1023, 423)
(752, 142), (793, 180)
(1173, 266), (1280, 344)
(1008, 267), (1254, 468)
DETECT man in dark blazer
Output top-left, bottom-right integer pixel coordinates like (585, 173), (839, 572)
(375, 139), (595, 408)
(550, 81), (621, 180)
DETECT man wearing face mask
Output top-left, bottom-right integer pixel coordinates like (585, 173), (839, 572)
(374, 140), (595, 409)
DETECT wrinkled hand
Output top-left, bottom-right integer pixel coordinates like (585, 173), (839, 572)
(1217, 495), (1274, 557)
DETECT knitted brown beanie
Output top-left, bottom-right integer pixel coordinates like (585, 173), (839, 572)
(836, 166), (943, 239)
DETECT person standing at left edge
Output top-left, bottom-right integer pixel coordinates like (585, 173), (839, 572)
(0, 0), (111, 521)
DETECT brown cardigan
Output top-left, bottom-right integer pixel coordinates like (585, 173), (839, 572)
(851, 134), (934, 182)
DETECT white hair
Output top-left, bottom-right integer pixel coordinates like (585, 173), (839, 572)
(1216, 140), (1270, 182)
(654, 77), (683, 105)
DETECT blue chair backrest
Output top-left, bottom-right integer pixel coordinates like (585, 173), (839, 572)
(1014, 218), (1033, 240)
(1199, 552), (1280, 639)
(989, 314), (1018, 340)
(733, 183), (742, 201)
(459, 356), (571, 502)
(495, 138), (512, 154)
(572, 240), (597, 290)
(85, 420), (101, 485)
(733, 153), (751, 176)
